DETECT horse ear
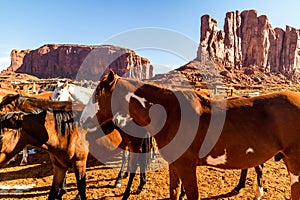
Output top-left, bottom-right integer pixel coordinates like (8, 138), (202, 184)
(107, 70), (115, 84)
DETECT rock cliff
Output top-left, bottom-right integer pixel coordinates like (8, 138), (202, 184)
(7, 49), (30, 72)
(198, 10), (300, 75)
(8, 44), (153, 80)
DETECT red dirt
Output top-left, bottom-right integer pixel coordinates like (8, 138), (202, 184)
(0, 148), (291, 200)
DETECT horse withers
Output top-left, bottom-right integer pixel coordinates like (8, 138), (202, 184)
(81, 70), (300, 200)
(0, 94), (88, 200)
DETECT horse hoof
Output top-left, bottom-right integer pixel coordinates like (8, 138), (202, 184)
(115, 183), (122, 188)
(123, 172), (128, 178)
(136, 188), (142, 194)
(74, 194), (81, 200)
(20, 161), (27, 166)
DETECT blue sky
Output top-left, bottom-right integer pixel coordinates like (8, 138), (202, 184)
(1, 0), (300, 74)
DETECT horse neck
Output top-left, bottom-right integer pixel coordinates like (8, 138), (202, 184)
(119, 79), (186, 145)
(69, 84), (93, 104)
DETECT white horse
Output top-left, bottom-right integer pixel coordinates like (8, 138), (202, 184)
(52, 81), (94, 104)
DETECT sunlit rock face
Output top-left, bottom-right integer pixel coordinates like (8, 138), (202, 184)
(199, 9), (300, 74)
(8, 44), (153, 80)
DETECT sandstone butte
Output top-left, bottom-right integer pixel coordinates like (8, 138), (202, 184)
(199, 9), (300, 74)
(6, 44), (153, 81)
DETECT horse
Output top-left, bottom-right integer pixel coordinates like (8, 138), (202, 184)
(52, 81), (94, 104)
(7, 91), (53, 166)
(81, 70), (300, 200)
(52, 81), (154, 196)
(0, 94), (88, 200)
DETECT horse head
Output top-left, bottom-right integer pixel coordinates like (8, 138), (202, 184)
(80, 70), (121, 131)
(0, 112), (24, 132)
(52, 81), (74, 102)
(80, 70), (154, 134)
(0, 111), (48, 166)
(0, 111), (26, 166)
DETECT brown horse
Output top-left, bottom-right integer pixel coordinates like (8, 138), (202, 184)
(7, 91), (54, 166)
(0, 94), (152, 200)
(0, 94), (88, 200)
(81, 70), (300, 200)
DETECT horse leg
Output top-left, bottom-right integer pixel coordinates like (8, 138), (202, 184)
(284, 158), (300, 200)
(254, 164), (264, 200)
(20, 146), (28, 166)
(137, 153), (147, 193)
(48, 165), (68, 200)
(115, 150), (128, 188)
(169, 163), (182, 200)
(124, 150), (130, 178)
(74, 160), (87, 200)
(179, 185), (186, 200)
(173, 162), (199, 200)
(137, 136), (150, 193)
(122, 152), (139, 200)
(234, 168), (248, 193)
(8, 154), (17, 164)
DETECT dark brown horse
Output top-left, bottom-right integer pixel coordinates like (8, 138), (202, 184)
(81, 71), (300, 200)
(0, 94), (88, 200)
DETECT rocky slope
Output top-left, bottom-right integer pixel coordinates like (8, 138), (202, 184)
(6, 44), (153, 80)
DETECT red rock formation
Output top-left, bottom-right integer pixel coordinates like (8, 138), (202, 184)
(10, 44), (153, 80)
(199, 9), (300, 74)
(7, 49), (30, 72)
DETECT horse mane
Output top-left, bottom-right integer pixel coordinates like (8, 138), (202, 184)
(0, 94), (84, 112)
(53, 111), (76, 136)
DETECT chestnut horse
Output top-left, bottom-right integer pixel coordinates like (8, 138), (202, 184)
(52, 82), (154, 199)
(81, 71), (300, 200)
(0, 94), (88, 200)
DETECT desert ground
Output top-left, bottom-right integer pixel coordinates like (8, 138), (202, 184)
(0, 146), (292, 200)
(0, 73), (294, 199)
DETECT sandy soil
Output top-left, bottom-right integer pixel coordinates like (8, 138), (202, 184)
(0, 147), (291, 200)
